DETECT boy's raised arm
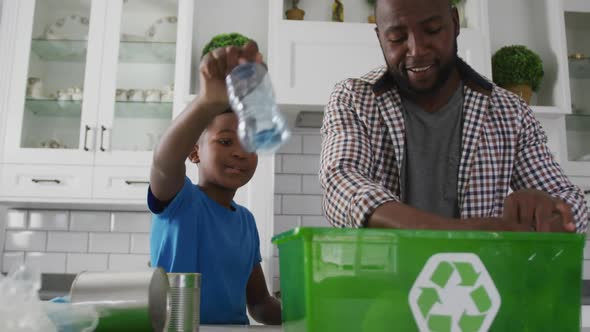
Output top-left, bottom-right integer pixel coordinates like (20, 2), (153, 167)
(150, 42), (261, 202)
(150, 98), (223, 202)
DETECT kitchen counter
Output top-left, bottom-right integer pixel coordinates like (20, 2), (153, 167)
(198, 308), (590, 331)
(201, 326), (281, 332)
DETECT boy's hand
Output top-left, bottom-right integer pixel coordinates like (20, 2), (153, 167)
(503, 189), (576, 233)
(198, 41), (263, 115)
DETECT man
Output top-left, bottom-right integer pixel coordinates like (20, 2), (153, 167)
(319, 0), (588, 232)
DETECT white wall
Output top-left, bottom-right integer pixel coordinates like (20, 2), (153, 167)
(190, 0), (269, 94)
(2, 209), (151, 274)
(271, 128), (328, 293)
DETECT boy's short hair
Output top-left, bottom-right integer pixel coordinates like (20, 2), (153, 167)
(197, 108), (235, 144)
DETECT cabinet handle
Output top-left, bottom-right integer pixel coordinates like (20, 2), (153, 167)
(83, 125), (91, 151)
(100, 125), (107, 152)
(125, 180), (150, 185)
(31, 179), (61, 184)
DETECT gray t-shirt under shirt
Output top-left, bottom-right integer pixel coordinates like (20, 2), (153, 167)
(400, 84), (463, 218)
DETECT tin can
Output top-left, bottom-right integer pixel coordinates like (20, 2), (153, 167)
(69, 269), (169, 331)
(167, 273), (201, 331)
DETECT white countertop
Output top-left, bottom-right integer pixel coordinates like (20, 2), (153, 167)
(200, 326), (281, 332)
(582, 306), (590, 328)
(199, 307), (590, 331)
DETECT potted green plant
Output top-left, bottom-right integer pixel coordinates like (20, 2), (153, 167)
(201, 33), (250, 56)
(367, 0), (376, 23)
(492, 45), (544, 104)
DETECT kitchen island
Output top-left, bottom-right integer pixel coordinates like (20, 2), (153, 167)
(198, 307), (590, 331)
(201, 326), (281, 332)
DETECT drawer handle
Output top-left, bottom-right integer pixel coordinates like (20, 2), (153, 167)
(584, 190), (590, 194)
(100, 125), (107, 152)
(83, 125), (91, 151)
(31, 179), (61, 184)
(125, 180), (149, 185)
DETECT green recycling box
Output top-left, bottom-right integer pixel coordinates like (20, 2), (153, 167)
(272, 227), (585, 332)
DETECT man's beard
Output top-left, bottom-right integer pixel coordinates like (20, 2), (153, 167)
(387, 40), (458, 97)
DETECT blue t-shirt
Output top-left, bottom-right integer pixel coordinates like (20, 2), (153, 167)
(148, 177), (262, 325)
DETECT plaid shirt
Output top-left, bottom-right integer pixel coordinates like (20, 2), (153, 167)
(319, 60), (589, 232)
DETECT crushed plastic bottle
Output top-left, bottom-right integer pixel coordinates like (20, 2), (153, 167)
(0, 264), (98, 332)
(226, 62), (290, 153)
(0, 264), (56, 332)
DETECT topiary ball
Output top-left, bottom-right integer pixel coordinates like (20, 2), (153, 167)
(201, 33), (251, 57)
(492, 45), (544, 92)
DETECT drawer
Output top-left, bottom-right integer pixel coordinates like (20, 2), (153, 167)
(0, 164), (93, 198)
(93, 166), (150, 200)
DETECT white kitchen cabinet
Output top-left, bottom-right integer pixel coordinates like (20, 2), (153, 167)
(489, 0), (571, 114)
(0, 164), (93, 199)
(0, 0), (188, 202)
(267, 0), (590, 177)
(268, 0), (491, 111)
(562, 4), (590, 176)
(0, 1), (275, 286)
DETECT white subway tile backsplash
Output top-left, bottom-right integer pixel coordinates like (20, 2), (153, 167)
(274, 216), (300, 235)
(275, 175), (302, 194)
(282, 195), (322, 215)
(302, 175), (322, 194)
(2, 252), (24, 273)
(67, 253), (108, 273)
(89, 233), (130, 253)
(274, 195), (282, 214)
(277, 135), (302, 154)
(47, 232), (88, 252)
(303, 135), (322, 154)
(301, 216), (329, 227)
(109, 254), (150, 271)
(275, 155), (282, 173)
(130, 234), (150, 254)
(111, 212), (151, 233)
(25, 252), (66, 274)
(6, 210), (27, 229)
(282, 155), (320, 174)
(273, 256), (280, 277)
(5, 231), (46, 251)
(70, 211), (110, 232)
(28, 210), (68, 230)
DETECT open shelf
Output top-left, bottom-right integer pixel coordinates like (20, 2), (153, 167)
(25, 98), (82, 117)
(565, 113), (590, 162)
(31, 39), (176, 64)
(118, 40), (176, 64)
(569, 59), (590, 79)
(114, 100), (173, 119)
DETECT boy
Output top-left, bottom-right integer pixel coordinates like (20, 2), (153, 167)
(148, 40), (282, 325)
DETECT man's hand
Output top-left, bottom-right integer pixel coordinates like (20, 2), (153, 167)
(198, 41), (262, 115)
(503, 189), (576, 233)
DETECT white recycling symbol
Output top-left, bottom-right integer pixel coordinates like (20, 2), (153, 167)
(409, 253), (501, 332)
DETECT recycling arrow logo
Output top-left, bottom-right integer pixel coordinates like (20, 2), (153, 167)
(409, 253), (501, 332)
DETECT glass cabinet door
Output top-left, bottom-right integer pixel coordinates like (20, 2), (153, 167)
(564, 11), (590, 166)
(24, 0), (91, 150)
(95, 0), (178, 166)
(4, 0), (104, 165)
